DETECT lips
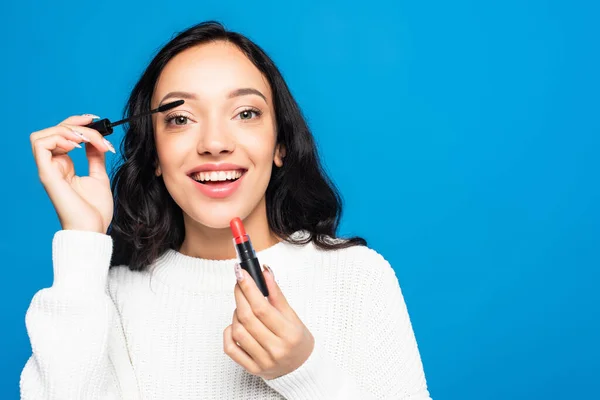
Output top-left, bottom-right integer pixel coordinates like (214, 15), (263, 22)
(187, 163), (247, 199)
(186, 163), (246, 175)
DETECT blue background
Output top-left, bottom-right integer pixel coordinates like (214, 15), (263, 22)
(3, 0), (599, 398)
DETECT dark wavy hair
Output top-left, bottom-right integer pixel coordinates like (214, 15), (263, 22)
(108, 21), (366, 270)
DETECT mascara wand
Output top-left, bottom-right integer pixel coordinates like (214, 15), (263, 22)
(85, 99), (185, 136)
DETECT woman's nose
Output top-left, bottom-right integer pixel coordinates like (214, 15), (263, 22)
(196, 120), (235, 156)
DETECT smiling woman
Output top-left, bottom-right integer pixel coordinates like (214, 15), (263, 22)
(22, 21), (432, 399)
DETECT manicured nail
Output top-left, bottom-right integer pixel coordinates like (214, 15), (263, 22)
(234, 263), (244, 281)
(72, 129), (90, 142)
(62, 124), (90, 142)
(82, 114), (100, 119)
(67, 140), (82, 149)
(264, 264), (274, 279)
(103, 139), (116, 154)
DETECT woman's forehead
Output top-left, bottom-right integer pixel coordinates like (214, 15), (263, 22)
(153, 42), (272, 103)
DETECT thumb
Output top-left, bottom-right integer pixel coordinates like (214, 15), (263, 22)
(264, 265), (295, 320)
(85, 141), (108, 179)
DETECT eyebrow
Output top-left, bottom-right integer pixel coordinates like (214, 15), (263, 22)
(158, 88), (267, 107)
(158, 91), (198, 107)
(228, 88), (267, 103)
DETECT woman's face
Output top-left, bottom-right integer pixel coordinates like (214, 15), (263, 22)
(151, 41), (283, 229)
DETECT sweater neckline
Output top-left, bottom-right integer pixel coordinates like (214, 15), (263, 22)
(149, 231), (309, 294)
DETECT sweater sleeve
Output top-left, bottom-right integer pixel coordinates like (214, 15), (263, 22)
(19, 230), (140, 400)
(263, 255), (432, 400)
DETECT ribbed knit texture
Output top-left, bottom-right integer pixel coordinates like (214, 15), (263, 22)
(20, 230), (431, 399)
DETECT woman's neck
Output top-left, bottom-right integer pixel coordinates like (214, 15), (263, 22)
(178, 205), (280, 261)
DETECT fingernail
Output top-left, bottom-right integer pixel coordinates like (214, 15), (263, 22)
(264, 264), (274, 279)
(82, 114), (100, 119)
(67, 140), (82, 149)
(234, 263), (244, 281)
(73, 130), (90, 142)
(103, 139), (116, 154)
(62, 125), (90, 142)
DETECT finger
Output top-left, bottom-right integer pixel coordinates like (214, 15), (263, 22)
(85, 142), (108, 180)
(223, 325), (261, 376)
(262, 265), (295, 320)
(231, 310), (272, 367)
(59, 114), (100, 126)
(61, 124), (111, 179)
(235, 273), (289, 338)
(33, 134), (81, 180)
(31, 124), (90, 150)
(67, 140), (82, 149)
(234, 283), (282, 343)
(62, 123), (115, 155)
(30, 114), (98, 143)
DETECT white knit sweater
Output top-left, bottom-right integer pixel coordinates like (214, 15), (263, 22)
(20, 230), (431, 399)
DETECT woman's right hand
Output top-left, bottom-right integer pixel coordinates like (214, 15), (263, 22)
(30, 115), (117, 234)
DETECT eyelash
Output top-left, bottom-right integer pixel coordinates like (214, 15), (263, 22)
(164, 113), (190, 126)
(164, 108), (263, 126)
(235, 107), (262, 120)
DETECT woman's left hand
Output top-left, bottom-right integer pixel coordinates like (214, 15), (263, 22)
(223, 264), (315, 380)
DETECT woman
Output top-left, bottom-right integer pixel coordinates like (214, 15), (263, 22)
(21, 21), (431, 399)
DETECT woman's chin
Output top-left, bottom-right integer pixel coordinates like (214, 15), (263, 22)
(178, 191), (267, 231)
(184, 206), (249, 231)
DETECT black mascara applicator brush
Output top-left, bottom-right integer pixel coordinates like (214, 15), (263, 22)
(85, 99), (185, 136)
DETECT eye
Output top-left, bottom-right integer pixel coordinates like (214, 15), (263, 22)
(235, 108), (262, 121)
(164, 113), (191, 126)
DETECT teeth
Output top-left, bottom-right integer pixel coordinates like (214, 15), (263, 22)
(192, 170), (243, 182)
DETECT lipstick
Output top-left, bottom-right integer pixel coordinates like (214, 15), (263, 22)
(230, 217), (269, 297)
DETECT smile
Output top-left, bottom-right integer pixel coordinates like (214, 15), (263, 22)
(190, 169), (244, 184)
(188, 169), (247, 199)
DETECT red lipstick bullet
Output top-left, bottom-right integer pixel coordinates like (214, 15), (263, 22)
(230, 217), (269, 297)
